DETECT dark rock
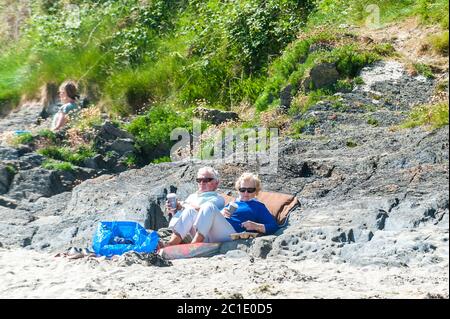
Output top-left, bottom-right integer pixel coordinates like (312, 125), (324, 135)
(0, 165), (15, 194)
(15, 153), (45, 170)
(0, 147), (19, 161)
(0, 206), (37, 248)
(280, 85), (293, 108)
(17, 145), (33, 156)
(219, 239), (252, 255)
(108, 138), (135, 154)
(303, 63), (340, 92)
(193, 107), (239, 125)
(83, 154), (107, 170)
(250, 236), (276, 258)
(0, 62), (447, 270)
(97, 121), (134, 141)
(0, 195), (18, 209)
(6, 168), (67, 202)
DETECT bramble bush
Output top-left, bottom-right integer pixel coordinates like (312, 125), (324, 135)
(125, 105), (195, 163)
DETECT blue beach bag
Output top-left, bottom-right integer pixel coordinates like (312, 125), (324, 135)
(92, 221), (159, 257)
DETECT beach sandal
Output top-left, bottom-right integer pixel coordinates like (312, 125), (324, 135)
(67, 247), (84, 259)
(81, 248), (96, 257)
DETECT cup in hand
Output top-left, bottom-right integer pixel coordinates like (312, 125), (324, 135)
(166, 193), (177, 210)
(228, 202), (238, 214)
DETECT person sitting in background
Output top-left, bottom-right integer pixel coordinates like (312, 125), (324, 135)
(51, 80), (80, 132)
(221, 172), (278, 236)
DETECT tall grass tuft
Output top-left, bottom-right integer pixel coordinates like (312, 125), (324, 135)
(401, 102), (449, 129)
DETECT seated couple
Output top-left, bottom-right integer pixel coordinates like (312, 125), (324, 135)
(163, 166), (278, 247)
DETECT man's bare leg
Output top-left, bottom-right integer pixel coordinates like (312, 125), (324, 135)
(191, 231), (205, 243)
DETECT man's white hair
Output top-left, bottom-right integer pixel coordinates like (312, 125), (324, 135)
(197, 166), (220, 180)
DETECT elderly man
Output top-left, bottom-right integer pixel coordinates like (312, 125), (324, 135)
(163, 166), (234, 246)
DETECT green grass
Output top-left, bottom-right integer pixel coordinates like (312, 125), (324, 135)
(308, 0), (447, 28)
(42, 159), (75, 172)
(346, 139), (358, 148)
(401, 102), (449, 129)
(123, 153), (138, 167)
(367, 117), (379, 126)
(413, 63), (435, 79)
(152, 156), (172, 164)
(428, 31), (449, 56)
(10, 132), (34, 146)
(4, 164), (17, 175)
(37, 129), (57, 143)
(290, 117), (318, 138)
(125, 105), (197, 162)
(37, 145), (95, 166)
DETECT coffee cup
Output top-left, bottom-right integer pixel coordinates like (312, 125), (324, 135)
(228, 202), (238, 214)
(167, 193), (177, 209)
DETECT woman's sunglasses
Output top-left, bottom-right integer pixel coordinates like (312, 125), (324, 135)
(196, 177), (215, 183)
(239, 188), (256, 193)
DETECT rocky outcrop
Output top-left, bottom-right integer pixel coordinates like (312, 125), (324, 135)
(193, 107), (239, 125)
(302, 62), (340, 92)
(0, 121), (142, 207)
(0, 60), (448, 270)
(0, 102), (45, 134)
(0, 165), (15, 194)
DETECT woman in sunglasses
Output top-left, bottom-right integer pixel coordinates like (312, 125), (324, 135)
(221, 172), (278, 235)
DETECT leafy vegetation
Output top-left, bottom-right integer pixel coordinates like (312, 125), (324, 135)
(427, 31), (449, 56)
(10, 132), (34, 145)
(0, 0), (447, 165)
(413, 63), (435, 79)
(0, 0), (315, 115)
(42, 159), (75, 172)
(37, 145), (95, 166)
(290, 117), (318, 138)
(401, 102), (449, 130)
(308, 0), (448, 28)
(125, 105), (195, 162)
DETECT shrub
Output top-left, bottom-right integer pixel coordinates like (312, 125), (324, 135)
(37, 145), (95, 166)
(11, 132), (34, 146)
(401, 102), (449, 129)
(42, 159), (75, 172)
(37, 129), (57, 143)
(321, 44), (379, 78)
(367, 117), (379, 126)
(428, 31), (449, 56)
(290, 117), (317, 138)
(413, 63), (435, 79)
(126, 105), (194, 162)
(152, 156), (172, 164)
(415, 0), (449, 28)
(346, 139), (358, 148)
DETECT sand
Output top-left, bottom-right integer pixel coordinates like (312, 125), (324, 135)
(0, 248), (448, 299)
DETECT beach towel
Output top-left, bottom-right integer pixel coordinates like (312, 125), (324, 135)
(158, 242), (221, 260)
(220, 191), (299, 226)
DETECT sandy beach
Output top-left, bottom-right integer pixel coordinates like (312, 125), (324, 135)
(0, 248), (448, 299)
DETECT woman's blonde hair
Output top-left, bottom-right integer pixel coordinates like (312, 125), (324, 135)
(234, 172), (262, 195)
